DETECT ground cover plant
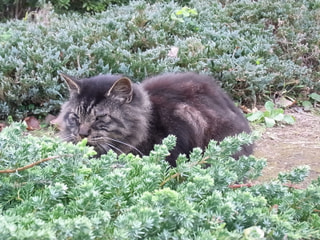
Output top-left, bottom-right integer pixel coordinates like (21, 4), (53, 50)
(1, 122), (320, 239)
(247, 101), (296, 127)
(0, 0), (319, 119)
(1, 1), (320, 238)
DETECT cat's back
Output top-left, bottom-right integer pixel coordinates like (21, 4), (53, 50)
(141, 72), (236, 111)
(140, 72), (252, 157)
(141, 72), (216, 97)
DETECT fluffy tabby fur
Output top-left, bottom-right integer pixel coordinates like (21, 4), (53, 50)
(56, 72), (253, 166)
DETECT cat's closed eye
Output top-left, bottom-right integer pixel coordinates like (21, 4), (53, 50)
(95, 113), (109, 121)
(67, 113), (79, 126)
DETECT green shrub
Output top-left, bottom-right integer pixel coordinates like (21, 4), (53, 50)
(0, 0), (319, 120)
(1, 123), (320, 239)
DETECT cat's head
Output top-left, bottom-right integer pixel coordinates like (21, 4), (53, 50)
(55, 73), (151, 156)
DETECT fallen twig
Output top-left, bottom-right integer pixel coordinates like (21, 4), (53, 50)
(282, 183), (304, 189)
(228, 183), (254, 189)
(0, 155), (72, 173)
(160, 156), (209, 187)
(160, 172), (180, 187)
(228, 182), (305, 190)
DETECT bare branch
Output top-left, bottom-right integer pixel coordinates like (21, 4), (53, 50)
(160, 156), (209, 187)
(0, 155), (72, 174)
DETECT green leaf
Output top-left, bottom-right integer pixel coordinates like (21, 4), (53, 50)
(246, 111), (264, 122)
(283, 115), (295, 125)
(278, 165), (310, 183)
(309, 93), (320, 102)
(77, 138), (88, 147)
(273, 113), (284, 122)
(269, 108), (284, 118)
(175, 9), (185, 16)
(170, 12), (184, 22)
(255, 58), (262, 65)
(302, 101), (313, 111)
(264, 117), (276, 127)
(188, 8), (198, 16)
(264, 101), (275, 112)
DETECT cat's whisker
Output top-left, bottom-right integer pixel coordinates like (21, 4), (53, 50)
(96, 141), (125, 155)
(108, 143), (125, 155)
(93, 136), (144, 156)
(95, 142), (108, 154)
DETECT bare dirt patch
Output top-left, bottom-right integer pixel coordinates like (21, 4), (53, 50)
(253, 108), (320, 187)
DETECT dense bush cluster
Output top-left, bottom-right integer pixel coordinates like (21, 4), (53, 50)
(0, 0), (319, 119)
(1, 123), (320, 239)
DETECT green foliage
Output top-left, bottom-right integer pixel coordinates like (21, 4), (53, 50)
(170, 6), (199, 31)
(1, 123), (320, 239)
(247, 101), (295, 127)
(0, 0), (320, 119)
(0, 27), (11, 42)
(310, 93), (320, 102)
(278, 166), (310, 184)
(302, 93), (320, 111)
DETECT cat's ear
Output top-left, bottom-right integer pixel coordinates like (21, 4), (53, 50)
(60, 73), (80, 94)
(107, 77), (133, 103)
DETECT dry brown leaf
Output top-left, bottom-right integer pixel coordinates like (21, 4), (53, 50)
(0, 123), (6, 132)
(24, 116), (41, 131)
(240, 105), (252, 114)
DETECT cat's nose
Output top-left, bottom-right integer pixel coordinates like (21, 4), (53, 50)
(79, 126), (90, 138)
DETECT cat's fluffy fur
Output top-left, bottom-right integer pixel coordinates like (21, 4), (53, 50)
(56, 72), (253, 166)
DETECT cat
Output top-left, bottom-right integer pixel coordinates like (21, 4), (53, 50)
(55, 72), (253, 166)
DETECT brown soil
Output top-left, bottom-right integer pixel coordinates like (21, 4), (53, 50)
(253, 108), (320, 187)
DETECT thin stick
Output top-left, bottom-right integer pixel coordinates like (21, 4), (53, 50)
(160, 172), (180, 187)
(228, 183), (254, 189)
(160, 156), (209, 187)
(0, 155), (72, 174)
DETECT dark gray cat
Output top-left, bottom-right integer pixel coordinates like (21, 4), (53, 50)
(55, 72), (253, 166)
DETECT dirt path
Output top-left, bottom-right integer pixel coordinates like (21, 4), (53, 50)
(253, 108), (320, 187)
